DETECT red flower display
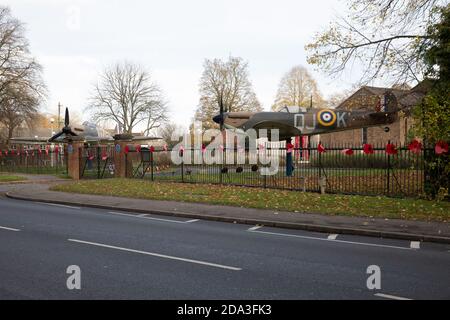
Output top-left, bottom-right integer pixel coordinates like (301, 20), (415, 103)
(408, 139), (422, 154)
(363, 144), (374, 155)
(149, 146), (155, 153)
(435, 141), (449, 155)
(317, 144), (326, 153)
(201, 144), (206, 153)
(385, 143), (398, 155)
(136, 145), (141, 153)
(342, 148), (354, 156)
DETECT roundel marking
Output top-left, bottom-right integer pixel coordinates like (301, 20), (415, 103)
(317, 109), (337, 127)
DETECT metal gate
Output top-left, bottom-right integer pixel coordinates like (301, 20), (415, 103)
(80, 145), (115, 179)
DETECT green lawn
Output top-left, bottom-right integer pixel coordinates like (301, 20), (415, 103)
(0, 175), (27, 182)
(51, 178), (450, 222)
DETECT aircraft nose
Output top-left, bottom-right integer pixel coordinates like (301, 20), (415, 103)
(213, 114), (223, 124)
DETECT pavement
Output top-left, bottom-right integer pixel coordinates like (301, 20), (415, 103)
(0, 193), (449, 299)
(3, 181), (450, 244)
(0, 173), (68, 185)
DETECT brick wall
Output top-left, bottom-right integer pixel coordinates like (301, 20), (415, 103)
(319, 116), (413, 146)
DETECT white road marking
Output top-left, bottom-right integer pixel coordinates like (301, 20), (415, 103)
(186, 219), (200, 223)
(0, 225), (20, 232)
(375, 293), (413, 300)
(328, 234), (338, 240)
(68, 239), (241, 271)
(249, 230), (411, 250)
(108, 211), (199, 224)
(248, 225), (263, 232)
(410, 241), (421, 249)
(38, 202), (81, 210)
(108, 211), (193, 224)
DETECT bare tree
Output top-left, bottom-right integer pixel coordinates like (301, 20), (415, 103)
(143, 100), (169, 136)
(0, 6), (45, 144)
(0, 82), (40, 142)
(89, 61), (167, 135)
(271, 65), (326, 111)
(157, 122), (184, 149)
(305, 0), (446, 86)
(194, 56), (262, 130)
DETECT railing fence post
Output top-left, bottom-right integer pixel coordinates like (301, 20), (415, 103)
(151, 151), (154, 181)
(181, 150), (184, 183)
(386, 140), (391, 195)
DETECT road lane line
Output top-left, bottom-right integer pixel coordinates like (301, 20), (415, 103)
(108, 211), (189, 224)
(375, 293), (413, 300)
(0, 225), (20, 232)
(38, 203), (81, 210)
(248, 226), (263, 232)
(68, 239), (242, 271)
(186, 219), (200, 223)
(249, 230), (411, 250)
(328, 234), (338, 240)
(410, 241), (421, 249)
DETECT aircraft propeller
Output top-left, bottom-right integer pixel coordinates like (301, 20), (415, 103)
(48, 107), (78, 142)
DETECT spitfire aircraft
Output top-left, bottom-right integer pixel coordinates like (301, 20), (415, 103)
(213, 92), (399, 141)
(9, 108), (159, 145)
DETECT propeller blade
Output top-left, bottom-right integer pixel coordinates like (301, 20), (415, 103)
(219, 97), (224, 130)
(64, 107), (70, 127)
(48, 131), (64, 142)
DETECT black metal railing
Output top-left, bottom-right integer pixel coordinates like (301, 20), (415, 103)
(127, 142), (433, 198)
(0, 148), (67, 175)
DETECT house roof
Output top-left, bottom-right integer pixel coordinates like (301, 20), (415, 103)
(336, 83), (427, 111)
(363, 86), (409, 98)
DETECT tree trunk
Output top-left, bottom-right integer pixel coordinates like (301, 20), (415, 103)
(7, 125), (15, 146)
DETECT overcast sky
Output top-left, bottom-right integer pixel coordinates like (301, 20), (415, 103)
(3, 0), (365, 129)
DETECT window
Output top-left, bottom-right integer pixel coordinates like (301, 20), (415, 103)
(362, 127), (368, 145)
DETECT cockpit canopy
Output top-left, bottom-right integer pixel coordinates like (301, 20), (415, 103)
(278, 106), (308, 113)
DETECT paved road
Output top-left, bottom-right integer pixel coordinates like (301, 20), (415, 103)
(0, 195), (449, 300)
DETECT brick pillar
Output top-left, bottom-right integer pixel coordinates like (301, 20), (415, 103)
(114, 134), (133, 178)
(67, 138), (84, 180)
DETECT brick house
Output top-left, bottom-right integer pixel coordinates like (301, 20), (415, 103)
(319, 82), (429, 146)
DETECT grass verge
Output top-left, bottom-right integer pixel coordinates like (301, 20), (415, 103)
(0, 174), (27, 182)
(50, 178), (450, 222)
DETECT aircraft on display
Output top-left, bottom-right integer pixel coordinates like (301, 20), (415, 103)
(213, 92), (399, 141)
(9, 108), (159, 145)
